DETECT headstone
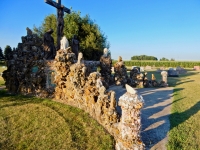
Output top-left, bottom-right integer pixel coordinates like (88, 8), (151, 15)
(140, 66), (145, 72)
(156, 68), (161, 72)
(145, 65), (152, 70)
(194, 66), (200, 70)
(168, 68), (179, 77)
(176, 66), (187, 74)
(160, 67), (165, 70)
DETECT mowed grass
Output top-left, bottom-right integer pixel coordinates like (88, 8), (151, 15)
(0, 66), (6, 86)
(167, 70), (200, 150)
(1, 66), (200, 149)
(0, 90), (114, 150)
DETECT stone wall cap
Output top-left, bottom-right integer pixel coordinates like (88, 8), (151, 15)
(125, 84), (137, 95)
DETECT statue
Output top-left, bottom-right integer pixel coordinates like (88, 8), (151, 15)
(99, 48), (112, 89)
(103, 48), (110, 57)
(71, 35), (79, 59)
(114, 56), (128, 86)
(60, 36), (69, 50)
(43, 29), (56, 59)
(26, 27), (32, 36)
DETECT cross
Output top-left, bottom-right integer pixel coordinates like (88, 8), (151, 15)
(44, 0), (71, 50)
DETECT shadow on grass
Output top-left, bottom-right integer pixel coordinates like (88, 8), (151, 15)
(169, 101), (200, 130)
(140, 87), (200, 149)
(0, 90), (46, 109)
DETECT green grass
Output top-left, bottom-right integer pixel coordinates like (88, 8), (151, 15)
(166, 70), (200, 150)
(143, 69), (200, 149)
(1, 66), (200, 149)
(0, 66), (6, 86)
(0, 91), (114, 150)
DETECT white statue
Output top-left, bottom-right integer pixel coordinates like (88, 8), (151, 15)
(60, 36), (69, 50)
(77, 52), (83, 64)
(103, 48), (111, 57)
(161, 71), (168, 84)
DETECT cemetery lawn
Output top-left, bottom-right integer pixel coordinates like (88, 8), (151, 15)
(147, 69), (200, 149)
(0, 90), (114, 150)
(0, 66), (6, 86)
(167, 70), (200, 150)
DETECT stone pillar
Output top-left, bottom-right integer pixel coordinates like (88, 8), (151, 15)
(116, 84), (145, 150)
(161, 71), (168, 86)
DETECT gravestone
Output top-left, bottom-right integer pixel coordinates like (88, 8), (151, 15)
(176, 66), (187, 74)
(160, 67), (165, 70)
(145, 65), (152, 70)
(140, 66), (145, 72)
(156, 68), (161, 72)
(168, 68), (179, 77)
(194, 66), (200, 70)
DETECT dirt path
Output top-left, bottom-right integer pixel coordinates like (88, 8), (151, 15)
(109, 86), (173, 150)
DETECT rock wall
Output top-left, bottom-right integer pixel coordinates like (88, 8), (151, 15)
(53, 49), (145, 150)
(2, 30), (54, 97)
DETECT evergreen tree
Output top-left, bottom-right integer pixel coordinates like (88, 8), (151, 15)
(33, 11), (109, 60)
(4, 45), (12, 60)
(0, 47), (5, 60)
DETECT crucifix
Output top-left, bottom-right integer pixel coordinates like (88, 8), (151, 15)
(44, 0), (71, 50)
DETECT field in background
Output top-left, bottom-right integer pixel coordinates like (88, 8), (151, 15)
(112, 60), (200, 68)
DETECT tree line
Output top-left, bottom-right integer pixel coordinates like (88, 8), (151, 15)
(0, 45), (13, 60)
(131, 55), (175, 61)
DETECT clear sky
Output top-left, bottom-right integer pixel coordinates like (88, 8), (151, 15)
(0, 0), (200, 61)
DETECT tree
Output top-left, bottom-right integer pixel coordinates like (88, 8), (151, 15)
(131, 55), (158, 61)
(170, 58), (175, 61)
(160, 57), (169, 61)
(4, 45), (12, 60)
(33, 11), (109, 60)
(0, 47), (5, 60)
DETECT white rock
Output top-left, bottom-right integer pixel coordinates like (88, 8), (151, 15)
(125, 84), (137, 95)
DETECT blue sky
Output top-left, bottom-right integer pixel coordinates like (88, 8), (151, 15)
(0, 0), (200, 60)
